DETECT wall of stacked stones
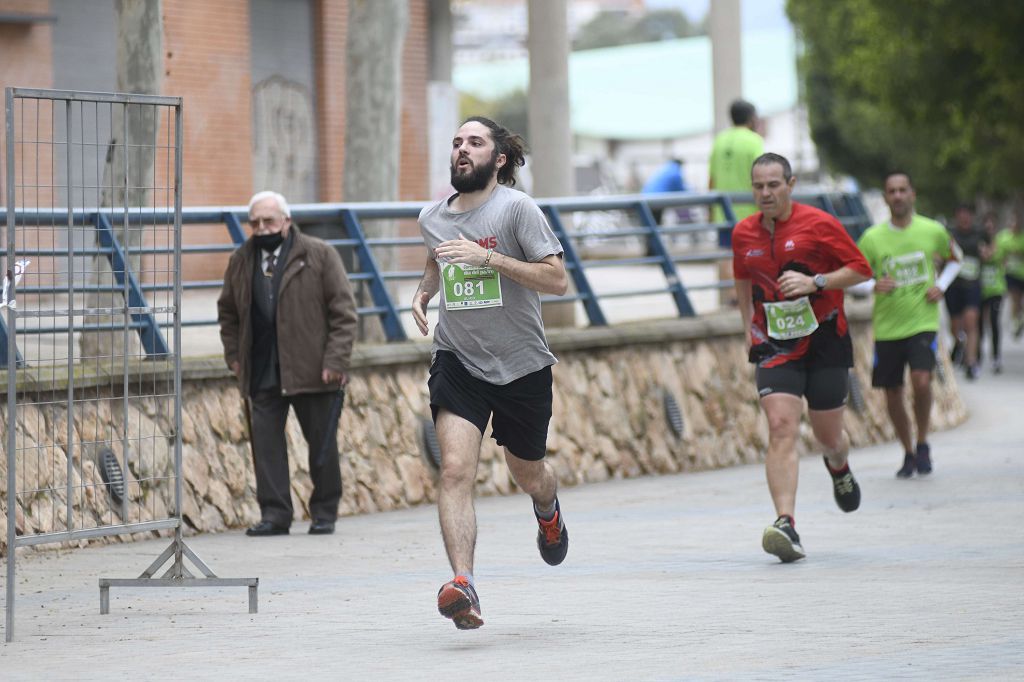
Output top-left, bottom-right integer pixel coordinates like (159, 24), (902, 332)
(0, 308), (967, 555)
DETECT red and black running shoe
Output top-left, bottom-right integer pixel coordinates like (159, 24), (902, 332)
(535, 497), (569, 566)
(437, 576), (483, 630)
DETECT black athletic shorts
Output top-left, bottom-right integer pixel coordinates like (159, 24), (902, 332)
(872, 331), (937, 388)
(755, 363), (849, 411)
(944, 281), (981, 316)
(1006, 273), (1024, 293)
(428, 350), (553, 461)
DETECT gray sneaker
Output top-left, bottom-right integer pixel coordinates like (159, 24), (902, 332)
(762, 515), (805, 563)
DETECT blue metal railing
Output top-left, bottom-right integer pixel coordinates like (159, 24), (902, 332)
(0, 190), (872, 366)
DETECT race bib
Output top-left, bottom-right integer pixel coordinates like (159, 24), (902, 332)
(441, 261), (502, 310)
(763, 296), (819, 341)
(959, 256), (980, 281)
(886, 251), (929, 288)
(981, 264), (1000, 289)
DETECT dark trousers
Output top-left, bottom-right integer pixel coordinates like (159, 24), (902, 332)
(249, 389), (342, 527)
(979, 295), (1003, 361)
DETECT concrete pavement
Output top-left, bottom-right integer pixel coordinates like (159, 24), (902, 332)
(2, 341), (1023, 680)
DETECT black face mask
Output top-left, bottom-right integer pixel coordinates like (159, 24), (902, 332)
(253, 232), (284, 252)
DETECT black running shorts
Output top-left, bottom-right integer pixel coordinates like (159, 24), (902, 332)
(428, 350), (553, 461)
(755, 363), (849, 411)
(871, 331), (937, 388)
(944, 281), (981, 316)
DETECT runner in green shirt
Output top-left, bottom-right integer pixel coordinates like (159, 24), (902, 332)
(709, 99), (764, 305)
(994, 217), (1024, 339)
(979, 212), (1007, 372)
(856, 172), (960, 478)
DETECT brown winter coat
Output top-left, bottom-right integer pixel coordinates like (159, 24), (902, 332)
(217, 226), (358, 396)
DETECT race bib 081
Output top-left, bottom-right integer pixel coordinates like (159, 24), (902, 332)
(441, 261), (503, 310)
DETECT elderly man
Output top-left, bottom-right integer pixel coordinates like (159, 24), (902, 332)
(217, 191), (357, 536)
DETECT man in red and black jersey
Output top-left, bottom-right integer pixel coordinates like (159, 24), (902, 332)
(732, 153), (873, 563)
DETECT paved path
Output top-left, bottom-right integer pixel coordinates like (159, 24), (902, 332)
(2, 340), (1023, 680)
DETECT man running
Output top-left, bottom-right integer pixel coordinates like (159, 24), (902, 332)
(732, 153), (872, 563)
(979, 212), (1006, 374)
(856, 172), (961, 478)
(944, 204), (986, 379)
(993, 214), (1024, 340)
(710, 99), (764, 305)
(412, 116), (569, 629)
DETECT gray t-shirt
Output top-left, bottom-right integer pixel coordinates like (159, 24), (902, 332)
(418, 184), (564, 385)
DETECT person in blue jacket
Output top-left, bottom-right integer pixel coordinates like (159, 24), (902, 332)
(642, 158), (689, 225)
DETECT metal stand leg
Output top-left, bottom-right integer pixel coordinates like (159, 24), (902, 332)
(98, 534), (258, 614)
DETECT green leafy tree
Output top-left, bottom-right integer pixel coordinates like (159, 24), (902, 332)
(573, 9), (702, 52)
(459, 89), (529, 142)
(787, 0), (1024, 213)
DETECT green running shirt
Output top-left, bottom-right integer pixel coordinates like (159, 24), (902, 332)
(709, 126), (763, 223)
(857, 214), (953, 341)
(995, 228), (1024, 280)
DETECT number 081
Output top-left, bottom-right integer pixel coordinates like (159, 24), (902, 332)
(452, 281), (485, 297)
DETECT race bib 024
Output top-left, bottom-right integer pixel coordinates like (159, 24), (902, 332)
(441, 261), (503, 310)
(763, 296), (819, 341)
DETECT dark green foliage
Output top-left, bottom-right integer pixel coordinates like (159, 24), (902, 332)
(459, 89), (529, 142)
(573, 9), (703, 52)
(787, 0), (1024, 213)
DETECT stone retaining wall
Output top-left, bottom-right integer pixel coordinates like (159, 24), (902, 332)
(0, 305), (967, 554)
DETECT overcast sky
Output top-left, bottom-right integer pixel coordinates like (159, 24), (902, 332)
(645, 0), (791, 32)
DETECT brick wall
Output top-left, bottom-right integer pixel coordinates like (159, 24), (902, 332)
(400, 0), (430, 202)
(314, 0), (347, 202)
(163, 0), (254, 207)
(161, 1), (254, 281)
(1, 0), (433, 282)
(0, 1), (54, 207)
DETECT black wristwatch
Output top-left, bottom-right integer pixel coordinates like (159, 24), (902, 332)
(813, 273), (828, 291)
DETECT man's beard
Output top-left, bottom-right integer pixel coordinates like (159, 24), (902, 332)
(450, 153), (497, 193)
(891, 204), (910, 220)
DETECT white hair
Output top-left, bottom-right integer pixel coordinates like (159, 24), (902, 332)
(248, 190), (291, 218)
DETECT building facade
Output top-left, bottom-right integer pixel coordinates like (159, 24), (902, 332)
(0, 0), (432, 207)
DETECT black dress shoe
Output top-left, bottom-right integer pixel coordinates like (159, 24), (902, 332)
(246, 521), (289, 537)
(308, 520), (336, 535)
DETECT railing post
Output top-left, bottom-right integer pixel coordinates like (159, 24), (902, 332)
(338, 209), (406, 342)
(818, 193), (838, 218)
(719, 194), (737, 228)
(0, 316), (24, 368)
(223, 211), (248, 246)
(94, 212), (170, 357)
(847, 193), (873, 240)
(635, 200), (695, 317)
(542, 206), (607, 326)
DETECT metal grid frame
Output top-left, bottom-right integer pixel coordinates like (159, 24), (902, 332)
(3, 88), (254, 643)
